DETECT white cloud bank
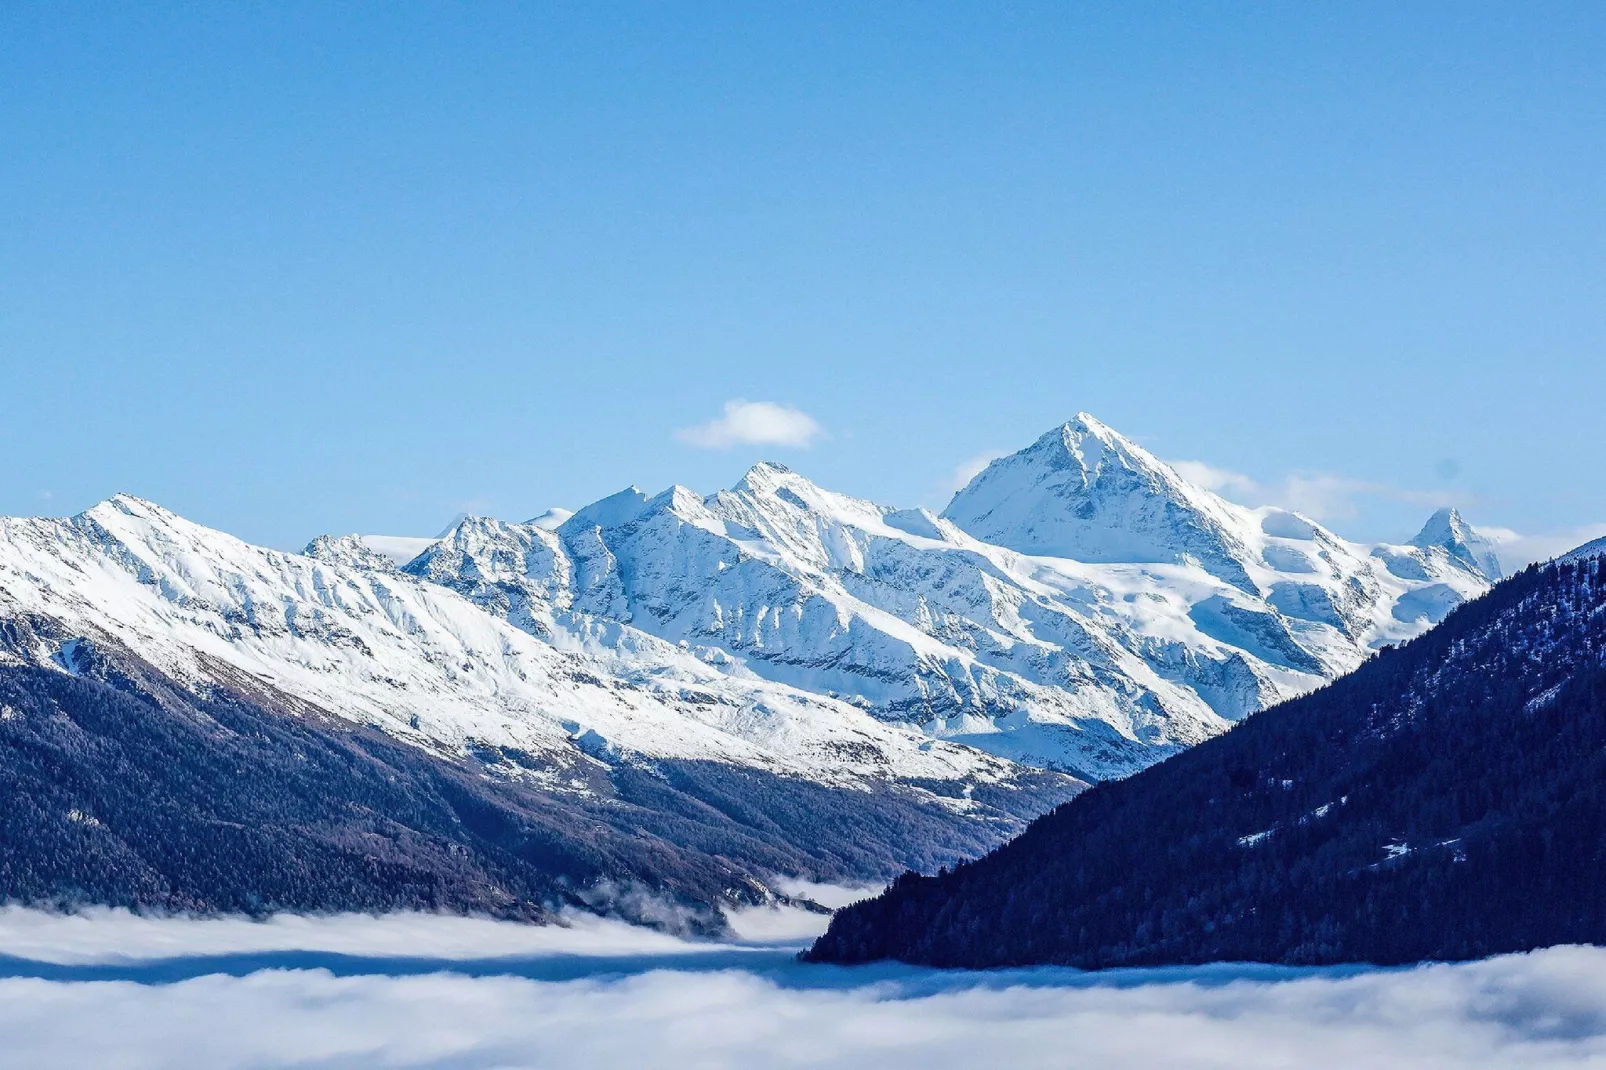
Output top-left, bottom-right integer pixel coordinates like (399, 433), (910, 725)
(0, 906), (701, 966)
(676, 400), (826, 450)
(2, 910), (1606, 1069)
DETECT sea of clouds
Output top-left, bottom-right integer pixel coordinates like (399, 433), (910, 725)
(0, 905), (1604, 1069)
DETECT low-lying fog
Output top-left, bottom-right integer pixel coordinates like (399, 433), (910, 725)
(0, 902), (1601, 1069)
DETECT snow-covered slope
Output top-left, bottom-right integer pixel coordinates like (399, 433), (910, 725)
(1408, 507), (1504, 581)
(0, 414), (1494, 787)
(0, 496), (1034, 795)
(1563, 535), (1606, 563)
(944, 414), (1264, 591)
(404, 415), (1494, 780)
(0, 415), (1498, 920)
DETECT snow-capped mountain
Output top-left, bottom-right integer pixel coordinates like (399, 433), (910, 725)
(1408, 507), (1504, 582)
(0, 494), (1083, 923)
(0, 415), (1497, 789)
(402, 414), (1495, 780)
(0, 413), (1503, 922)
(943, 414), (1264, 591)
(0, 495), (1030, 791)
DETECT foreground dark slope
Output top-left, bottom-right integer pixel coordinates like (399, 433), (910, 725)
(808, 553), (1606, 967)
(0, 627), (1078, 931)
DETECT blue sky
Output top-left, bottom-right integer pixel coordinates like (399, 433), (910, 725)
(3, 3), (1602, 554)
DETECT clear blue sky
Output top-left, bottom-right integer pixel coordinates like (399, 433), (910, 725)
(3, 3), (1602, 554)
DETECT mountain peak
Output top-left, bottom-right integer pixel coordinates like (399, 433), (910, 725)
(643, 484), (707, 518)
(1410, 507), (1503, 580)
(732, 460), (805, 497)
(303, 534), (400, 572)
(86, 493), (174, 520)
(942, 415), (1259, 590)
(1063, 411), (1120, 440)
(1028, 414), (1167, 483)
(76, 494), (208, 542)
(731, 459), (825, 500)
(558, 486), (651, 533)
(526, 507), (574, 531)
(1413, 506), (1466, 537)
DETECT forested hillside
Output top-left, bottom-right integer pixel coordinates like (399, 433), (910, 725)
(0, 652), (1071, 931)
(808, 552), (1606, 968)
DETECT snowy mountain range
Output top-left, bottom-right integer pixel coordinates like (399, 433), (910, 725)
(0, 494), (1079, 924)
(388, 414), (1497, 780)
(0, 412), (1505, 920)
(0, 494), (1024, 794)
(0, 415), (1497, 788)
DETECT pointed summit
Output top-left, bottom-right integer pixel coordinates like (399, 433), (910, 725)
(1410, 507), (1503, 581)
(718, 459), (888, 543)
(82, 493), (178, 523)
(303, 534), (400, 572)
(558, 486), (651, 534)
(730, 460), (798, 498)
(941, 414), (1260, 591)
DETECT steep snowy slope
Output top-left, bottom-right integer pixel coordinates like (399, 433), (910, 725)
(0, 496), (1058, 792)
(0, 496), (1089, 921)
(944, 414), (1264, 590)
(1408, 507), (1504, 581)
(405, 416), (1493, 781)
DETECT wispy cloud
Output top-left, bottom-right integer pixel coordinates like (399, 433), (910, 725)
(676, 400), (826, 450)
(1169, 458), (1606, 569)
(1480, 524), (1606, 571)
(942, 450), (1009, 497)
(1, 910), (1605, 1068)
(1169, 460), (1454, 524)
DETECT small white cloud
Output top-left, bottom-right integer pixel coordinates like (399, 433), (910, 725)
(944, 451), (1009, 496)
(675, 400), (826, 451)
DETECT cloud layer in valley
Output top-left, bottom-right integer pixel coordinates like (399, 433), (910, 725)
(2, 910), (1606, 1069)
(676, 400), (826, 450)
